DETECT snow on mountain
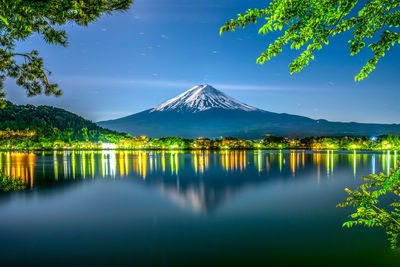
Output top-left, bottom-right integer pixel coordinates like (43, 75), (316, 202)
(150, 84), (258, 113)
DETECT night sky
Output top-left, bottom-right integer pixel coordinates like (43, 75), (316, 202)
(5, 0), (400, 124)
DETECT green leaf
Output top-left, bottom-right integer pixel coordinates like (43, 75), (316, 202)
(0, 15), (8, 26)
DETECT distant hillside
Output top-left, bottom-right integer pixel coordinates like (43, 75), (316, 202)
(0, 101), (128, 142)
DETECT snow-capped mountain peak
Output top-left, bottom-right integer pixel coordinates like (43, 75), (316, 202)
(150, 84), (258, 113)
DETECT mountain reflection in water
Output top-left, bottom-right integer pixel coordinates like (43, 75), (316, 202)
(0, 150), (397, 213)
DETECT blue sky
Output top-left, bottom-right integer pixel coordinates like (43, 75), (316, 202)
(5, 0), (400, 123)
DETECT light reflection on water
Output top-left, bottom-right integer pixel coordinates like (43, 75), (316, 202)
(1, 150), (398, 188)
(1, 150), (400, 266)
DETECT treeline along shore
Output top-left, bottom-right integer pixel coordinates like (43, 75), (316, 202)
(1, 130), (399, 151)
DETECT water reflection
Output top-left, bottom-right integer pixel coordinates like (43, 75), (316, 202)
(221, 150), (246, 173)
(0, 152), (35, 188)
(0, 150), (398, 212)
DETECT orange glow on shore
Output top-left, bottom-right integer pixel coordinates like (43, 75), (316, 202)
(0, 150), (397, 188)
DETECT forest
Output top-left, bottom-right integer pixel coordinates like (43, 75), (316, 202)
(0, 101), (129, 149)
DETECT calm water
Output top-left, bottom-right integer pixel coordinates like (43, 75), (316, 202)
(1, 150), (400, 266)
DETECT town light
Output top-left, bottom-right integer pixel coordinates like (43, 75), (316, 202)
(101, 143), (117, 149)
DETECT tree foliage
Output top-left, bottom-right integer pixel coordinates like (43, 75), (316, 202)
(0, 101), (128, 146)
(220, 0), (400, 81)
(0, 0), (133, 106)
(0, 171), (25, 192)
(337, 168), (400, 249)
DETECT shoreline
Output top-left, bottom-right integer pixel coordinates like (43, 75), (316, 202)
(0, 148), (396, 153)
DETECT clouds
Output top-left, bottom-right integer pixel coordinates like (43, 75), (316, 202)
(53, 75), (305, 92)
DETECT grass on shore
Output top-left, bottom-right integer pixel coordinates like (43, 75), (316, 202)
(0, 172), (25, 192)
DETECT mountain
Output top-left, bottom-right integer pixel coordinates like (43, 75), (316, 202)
(151, 84), (257, 113)
(98, 85), (400, 138)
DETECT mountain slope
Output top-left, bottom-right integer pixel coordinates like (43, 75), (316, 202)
(98, 85), (400, 138)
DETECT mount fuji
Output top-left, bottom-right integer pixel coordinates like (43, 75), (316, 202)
(150, 84), (258, 113)
(98, 85), (400, 138)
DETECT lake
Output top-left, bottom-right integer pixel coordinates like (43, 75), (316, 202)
(0, 150), (399, 266)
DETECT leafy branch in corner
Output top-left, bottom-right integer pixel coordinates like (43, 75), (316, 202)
(220, 0), (400, 81)
(337, 168), (400, 249)
(0, 0), (134, 107)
